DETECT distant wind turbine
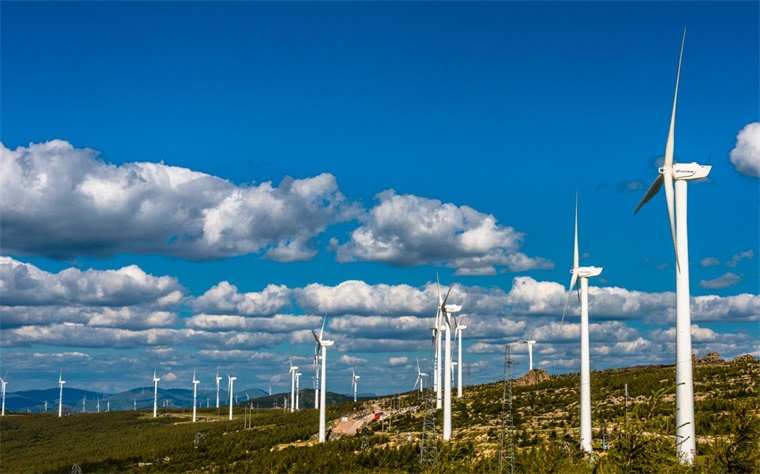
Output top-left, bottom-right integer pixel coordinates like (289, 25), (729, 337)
(454, 316), (467, 398)
(215, 371), (222, 409)
(413, 358), (427, 394)
(430, 304), (443, 410)
(228, 374), (237, 421)
(289, 358), (298, 413)
(561, 191), (602, 455)
(313, 348), (320, 410)
(58, 373), (65, 417)
(351, 368), (360, 403)
(312, 315), (334, 442)
(518, 339), (537, 372)
(152, 370), (160, 418)
(0, 374), (7, 416)
(295, 372), (301, 411)
(633, 30), (707, 465)
(192, 370), (199, 423)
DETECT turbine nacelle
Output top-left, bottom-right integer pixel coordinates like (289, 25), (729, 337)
(575, 266), (603, 278)
(664, 162), (711, 181)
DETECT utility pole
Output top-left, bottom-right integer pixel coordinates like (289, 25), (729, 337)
(499, 344), (516, 474)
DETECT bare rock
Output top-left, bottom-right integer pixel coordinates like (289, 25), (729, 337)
(514, 369), (550, 387)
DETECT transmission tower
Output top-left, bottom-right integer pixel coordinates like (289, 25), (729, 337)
(499, 344), (516, 474)
(419, 360), (438, 467)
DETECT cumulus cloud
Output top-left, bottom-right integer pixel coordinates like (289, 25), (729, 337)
(0, 140), (355, 261)
(331, 190), (552, 274)
(0, 257), (185, 307)
(699, 272), (742, 290)
(388, 356), (408, 366)
(729, 122), (760, 177)
(294, 280), (432, 316)
(185, 314), (321, 333)
(193, 281), (291, 315)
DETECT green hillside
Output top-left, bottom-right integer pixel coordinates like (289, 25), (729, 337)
(1, 358), (757, 473)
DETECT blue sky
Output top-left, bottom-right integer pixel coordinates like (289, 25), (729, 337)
(1, 1), (758, 397)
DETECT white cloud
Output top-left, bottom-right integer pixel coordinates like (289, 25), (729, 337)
(332, 190), (552, 274)
(699, 272), (742, 290)
(0, 257), (185, 307)
(700, 257), (720, 267)
(0, 140), (356, 261)
(726, 250), (754, 268)
(193, 281), (291, 315)
(388, 356), (408, 366)
(729, 122), (760, 177)
(337, 355), (367, 366)
(185, 314), (320, 333)
(294, 280), (432, 316)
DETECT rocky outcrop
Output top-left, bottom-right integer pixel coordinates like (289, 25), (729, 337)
(732, 354), (757, 364)
(514, 369), (549, 387)
(691, 352), (724, 364)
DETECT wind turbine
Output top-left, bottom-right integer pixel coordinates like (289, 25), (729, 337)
(413, 358), (427, 394)
(215, 371), (222, 409)
(227, 374), (237, 421)
(454, 316), (467, 397)
(437, 275), (462, 441)
(634, 30), (707, 465)
(313, 347), (320, 410)
(152, 370), (160, 418)
(289, 358), (298, 413)
(351, 368), (360, 403)
(58, 373), (65, 417)
(561, 191), (603, 455)
(1, 374), (7, 416)
(295, 372), (302, 411)
(312, 315), (334, 442)
(518, 339), (537, 372)
(430, 307), (443, 410)
(192, 370), (199, 423)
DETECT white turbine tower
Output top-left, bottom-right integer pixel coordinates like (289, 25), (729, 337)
(413, 358), (427, 394)
(634, 30), (707, 465)
(0, 374), (7, 416)
(58, 373), (65, 417)
(215, 371), (222, 409)
(227, 374), (236, 421)
(289, 358), (298, 413)
(192, 370), (199, 423)
(295, 372), (301, 411)
(562, 192), (603, 455)
(313, 350), (320, 410)
(351, 368), (360, 403)
(518, 339), (537, 372)
(454, 316), (467, 398)
(430, 307), (443, 410)
(152, 370), (160, 418)
(312, 316), (334, 443)
(437, 275), (461, 441)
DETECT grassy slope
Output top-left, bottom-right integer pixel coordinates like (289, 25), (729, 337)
(1, 360), (757, 473)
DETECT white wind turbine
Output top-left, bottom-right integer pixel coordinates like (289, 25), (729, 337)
(518, 339), (537, 372)
(152, 370), (160, 418)
(430, 307), (443, 410)
(215, 371), (222, 409)
(227, 374), (236, 421)
(634, 30), (707, 465)
(437, 275), (462, 441)
(312, 315), (334, 443)
(561, 192), (603, 455)
(413, 358), (427, 394)
(454, 316), (467, 398)
(295, 372), (302, 411)
(0, 374), (7, 416)
(289, 358), (298, 413)
(351, 368), (360, 403)
(192, 370), (200, 423)
(58, 373), (65, 417)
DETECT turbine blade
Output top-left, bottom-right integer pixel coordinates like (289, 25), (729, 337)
(664, 29), (685, 170)
(320, 315), (327, 341)
(573, 192), (579, 271)
(311, 329), (321, 344)
(436, 272), (442, 306)
(561, 273), (579, 324)
(443, 284), (454, 307)
(664, 172), (679, 270)
(634, 174), (664, 215)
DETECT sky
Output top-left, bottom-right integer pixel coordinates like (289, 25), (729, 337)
(1, 1), (758, 397)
